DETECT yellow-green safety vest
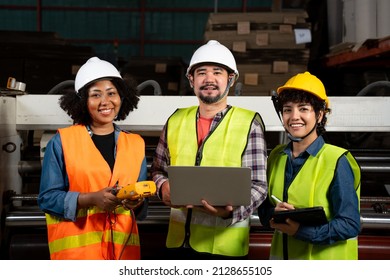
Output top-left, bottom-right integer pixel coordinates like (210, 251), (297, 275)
(268, 143), (361, 260)
(166, 106), (260, 257)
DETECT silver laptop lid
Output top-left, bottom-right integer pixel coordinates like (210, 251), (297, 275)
(167, 166), (251, 206)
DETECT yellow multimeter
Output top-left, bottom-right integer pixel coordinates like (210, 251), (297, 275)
(115, 181), (157, 200)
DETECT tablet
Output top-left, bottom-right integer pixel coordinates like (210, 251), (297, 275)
(167, 166), (252, 206)
(272, 206), (327, 226)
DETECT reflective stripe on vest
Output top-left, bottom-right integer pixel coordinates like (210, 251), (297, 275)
(268, 144), (361, 260)
(166, 106), (257, 256)
(45, 125), (144, 260)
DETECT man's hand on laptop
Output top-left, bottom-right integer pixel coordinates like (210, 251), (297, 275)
(161, 181), (186, 208)
(197, 199), (233, 219)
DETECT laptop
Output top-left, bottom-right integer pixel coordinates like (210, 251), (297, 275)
(167, 166), (252, 206)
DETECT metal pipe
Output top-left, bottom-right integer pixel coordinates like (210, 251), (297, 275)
(361, 196), (390, 204)
(47, 80), (74, 94)
(137, 80), (162, 96)
(356, 81), (390, 96)
(6, 206), (390, 230)
(17, 158), (390, 180)
(36, 0), (41, 31)
(360, 164), (390, 172)
(140, 0), (145, 56)
(9, 194), (39, 201)
(355, 156), (390, 162)
(361, 213), (390, 229)
(15, 157), (390, 186)
(5, 214), (46, 227)
(18, 161), (41, 175)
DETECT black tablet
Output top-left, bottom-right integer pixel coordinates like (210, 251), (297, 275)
(272, 206), (328, 226)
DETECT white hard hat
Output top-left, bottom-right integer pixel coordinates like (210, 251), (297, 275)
(74, 57), (122, 92)
(186, 40), (239, 80)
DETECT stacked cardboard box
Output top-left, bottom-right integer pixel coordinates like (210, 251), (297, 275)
(204, 12), (311, 96)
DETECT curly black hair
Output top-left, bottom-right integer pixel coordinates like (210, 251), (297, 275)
(59, 77), (139, 125)
(277, 89), (331, 136)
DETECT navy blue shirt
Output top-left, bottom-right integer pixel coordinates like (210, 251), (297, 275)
(258, 136), (361, 245)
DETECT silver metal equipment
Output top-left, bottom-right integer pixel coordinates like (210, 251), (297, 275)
(1, 81), (390, 259)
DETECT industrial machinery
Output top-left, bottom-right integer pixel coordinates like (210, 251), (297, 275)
(1, 86), (390, 259)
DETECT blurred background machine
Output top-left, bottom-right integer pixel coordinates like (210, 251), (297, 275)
(1, 83), (390, 260)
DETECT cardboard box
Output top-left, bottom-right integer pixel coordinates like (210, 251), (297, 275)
(244, 73), (259, 86)
(273, 61), (289, 73)
(237, 21), (250, 35)
(232, 41), (247, 53)
(235, 63), (307, 96)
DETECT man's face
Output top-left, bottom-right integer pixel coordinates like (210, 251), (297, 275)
(189, 65), (230, 104)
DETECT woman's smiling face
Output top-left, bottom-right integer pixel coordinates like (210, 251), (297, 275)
(87, 79), (121, 127)
(282, 101), (321, 141)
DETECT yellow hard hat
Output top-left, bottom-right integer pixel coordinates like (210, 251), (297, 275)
(277, 71), (329, 108)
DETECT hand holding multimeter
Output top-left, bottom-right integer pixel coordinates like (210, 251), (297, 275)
(112, 181), (157, 200)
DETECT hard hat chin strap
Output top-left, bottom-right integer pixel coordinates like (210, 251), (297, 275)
(214, 76), (235, 103)
(287, 122), (317, 142)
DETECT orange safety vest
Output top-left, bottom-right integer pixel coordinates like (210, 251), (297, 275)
(45, 125), (145, 260)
